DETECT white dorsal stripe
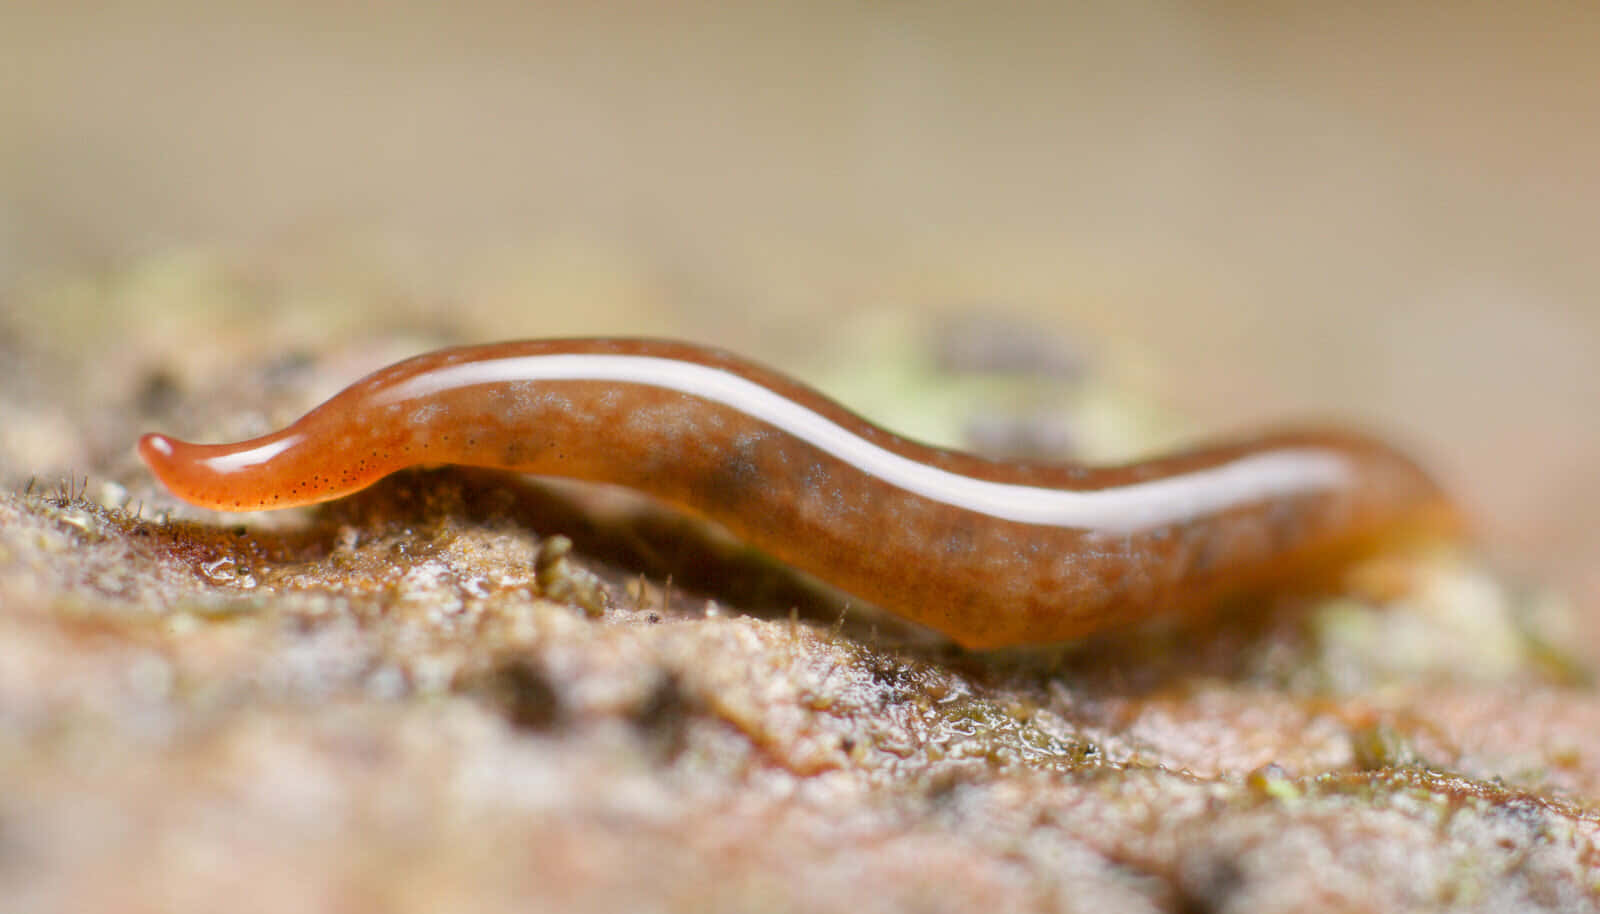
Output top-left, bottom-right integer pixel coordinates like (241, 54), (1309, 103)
(372, 353), (1353, 535)
(200, 435), (298, 473)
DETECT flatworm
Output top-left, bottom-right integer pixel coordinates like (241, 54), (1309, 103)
(139, 338), (1459, 648)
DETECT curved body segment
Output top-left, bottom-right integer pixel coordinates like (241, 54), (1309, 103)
(138, 338), (1460, 648)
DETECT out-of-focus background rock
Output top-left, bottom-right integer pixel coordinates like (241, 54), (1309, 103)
(5, 4), (1600, 912)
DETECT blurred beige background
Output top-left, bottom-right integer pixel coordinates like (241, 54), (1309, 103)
(3, 1), (1598, 612)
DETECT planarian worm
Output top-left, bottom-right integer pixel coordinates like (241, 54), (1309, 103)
(138, 338), (1460, 648)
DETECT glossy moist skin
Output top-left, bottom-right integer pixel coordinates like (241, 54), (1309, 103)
(138, 339), (1460, 649)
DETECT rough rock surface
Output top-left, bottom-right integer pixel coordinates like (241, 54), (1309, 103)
(3, 262), (1599, 913)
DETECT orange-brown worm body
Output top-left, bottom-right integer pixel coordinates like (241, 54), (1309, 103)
(138, 339), (1460, 648)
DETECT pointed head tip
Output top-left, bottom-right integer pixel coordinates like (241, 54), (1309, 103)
(136, 433), (177, 465)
